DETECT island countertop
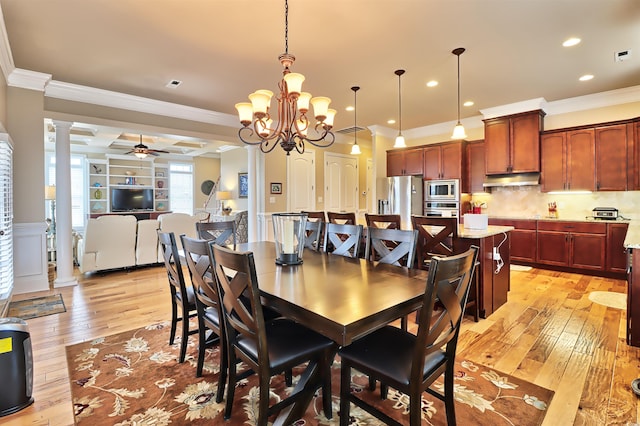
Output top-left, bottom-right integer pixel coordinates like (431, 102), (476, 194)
(457, 225), (513, 239)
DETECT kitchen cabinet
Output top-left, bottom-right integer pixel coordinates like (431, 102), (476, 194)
(422, 142), (464, 180)
(466, 140), (486, 194)
(484, 110), (544, 175)
(540, 129), (595, 192)
(628, 248), (640, 347)
(536, 221), (605, 271)
(595, 123), (632, 191)
(489, 219), (536, 263)
(387, 148), (423, 176)
(606, 222), (629, 273)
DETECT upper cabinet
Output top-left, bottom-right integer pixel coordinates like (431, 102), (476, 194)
(594, 123), (633, 191)
(387, 148), (424, 176)
(423, 141), (464, 180)
(465, 140), (486, 194)
(541, 129), (595, 192)
(484, 110), (545, 175)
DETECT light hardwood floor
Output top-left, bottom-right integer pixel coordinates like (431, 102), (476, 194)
(3, 264), (639, 425)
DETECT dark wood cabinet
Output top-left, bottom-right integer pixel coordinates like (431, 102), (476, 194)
(607, 223), (629, 273)
(387, 148), (424, 176)
(536, 221), (605, 271)
(466, 140), (485, 194)
(541, 129), (595, 192)
(423, 142), (463, 180)
(595, 123), (632, 191)
(484, 110), (544, 175)
(628, 248), (640, 346)
(488, 218), (536, 263)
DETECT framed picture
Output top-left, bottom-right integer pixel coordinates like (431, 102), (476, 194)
(270, 182), (282, 194)
(238, 172), (248, 198)
(155, 171), (165, 177)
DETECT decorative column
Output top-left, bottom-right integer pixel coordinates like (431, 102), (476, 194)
(52, 120), (78, 287)
(247, 145), (258, 242)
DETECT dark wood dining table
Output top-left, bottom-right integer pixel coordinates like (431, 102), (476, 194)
(235, 241), (429, 425)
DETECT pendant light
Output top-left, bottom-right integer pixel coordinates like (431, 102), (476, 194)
(451, 47), (467, 140)
(393, 69), (406, 148)
(350, 86), (361, 155)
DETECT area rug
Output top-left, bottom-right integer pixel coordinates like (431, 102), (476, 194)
(66, 322), (554, 425)
(588, 291), (626, 310)
(8, 294), (66, 320)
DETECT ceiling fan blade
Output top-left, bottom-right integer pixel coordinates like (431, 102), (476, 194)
(150, 149), (170, 154)
(148, 151), (160, 156)
(123, 150), (134, 155)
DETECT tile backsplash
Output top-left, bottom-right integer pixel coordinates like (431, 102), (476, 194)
(467, 186), (640, 220)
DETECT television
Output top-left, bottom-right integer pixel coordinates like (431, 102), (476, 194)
(110, 188), (154, 212)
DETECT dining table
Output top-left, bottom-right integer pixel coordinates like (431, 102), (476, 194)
(235, 241), (429, 425)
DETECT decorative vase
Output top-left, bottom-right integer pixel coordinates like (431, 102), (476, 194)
(95, 189), (102, 199)
(157, 180), (164, 188)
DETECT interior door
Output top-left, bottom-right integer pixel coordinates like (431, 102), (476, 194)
(324, 153), (358, 213)
(287, 150), (316, 211)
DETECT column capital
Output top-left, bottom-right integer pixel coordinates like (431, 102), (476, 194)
(51, 120), (73, 130)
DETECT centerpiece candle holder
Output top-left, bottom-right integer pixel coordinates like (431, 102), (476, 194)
(272, 213), (307, 265)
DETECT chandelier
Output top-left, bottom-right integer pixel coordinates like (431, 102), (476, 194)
(235, 0), (336, 155)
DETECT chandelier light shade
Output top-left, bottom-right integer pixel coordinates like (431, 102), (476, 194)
(350, 86), (361, 155)
(451, 47), (468, 140)
(393, 69), (407, 148)
(235, 0), (335, 155)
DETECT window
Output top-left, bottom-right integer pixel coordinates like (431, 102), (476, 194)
(45, 153), (86, 229)
(169, 162), (193, 215)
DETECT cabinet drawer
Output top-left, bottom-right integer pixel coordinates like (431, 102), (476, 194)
(537, 221), (606, 234)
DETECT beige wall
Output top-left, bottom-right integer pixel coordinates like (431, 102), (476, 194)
(193, 156), (220, 210)
(7, 87), (45, 223)
(220, 148), (248, 213)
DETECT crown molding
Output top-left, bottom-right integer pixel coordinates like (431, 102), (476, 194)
(479, 98), (547, 120)
(44, 80), (239, 128)
(7, 68), (51, 91)
(543, 85), (640, 116)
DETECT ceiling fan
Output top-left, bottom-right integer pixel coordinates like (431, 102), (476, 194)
(124, 135), (169, 158)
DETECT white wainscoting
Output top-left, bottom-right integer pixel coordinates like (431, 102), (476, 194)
(257, 212), (275, 242)
(13, 222), (49, 294)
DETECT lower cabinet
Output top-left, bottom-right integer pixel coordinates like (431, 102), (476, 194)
(607, 223), (629, 273)
(488, 219), (536, 262)
(536, 221), (606, 271)
(628, 248), (640, 347)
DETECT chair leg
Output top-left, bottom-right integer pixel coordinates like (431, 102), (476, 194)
(285, 369), (293, 387)
(339, 362), (351, 426)
(169, 299), (178, 346)
(409, 390), (422, 425)
(368, 376), (376, 391)
(258, 371), (271, 426)
(224, 352), (237, 420)
(444, 361), (457, 425)
(321, 350), (333, 419)
(215, 336), (227, 403)
(380, 383), (388, 399)
(196, 317), (206, 377)
(179, 310), (189, 363)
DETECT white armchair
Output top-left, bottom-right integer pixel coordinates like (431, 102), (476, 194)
(157, 213), (199, 250)
(77, 215), (137, 273)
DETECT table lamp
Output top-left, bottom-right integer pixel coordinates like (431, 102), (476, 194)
(45, 185), (56, 234)
(216, 191), (232, 215)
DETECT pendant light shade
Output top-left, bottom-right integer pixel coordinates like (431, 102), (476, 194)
(393, 69), (407, 148)
(451, 47), (467, 140)
(350, 86), (361, 155)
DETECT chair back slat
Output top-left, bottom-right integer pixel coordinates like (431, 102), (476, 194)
(365, 214), (401, 230)
(181, 235), (220, 313)
(365, 227), (418, 267)
(324, 223), (363, 258)
(327, 211), (356, 225)
(197, 220), (237, 249)
(157, 231), (188, 294)
(295, 220), (324, 251)
(411, 215), (459, 270)
(413, 247), (478, 372)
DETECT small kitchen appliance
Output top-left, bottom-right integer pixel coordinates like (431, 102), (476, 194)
(592, 207), (619, 220)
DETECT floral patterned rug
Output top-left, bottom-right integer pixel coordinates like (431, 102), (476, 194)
(66, 322), (553, 425)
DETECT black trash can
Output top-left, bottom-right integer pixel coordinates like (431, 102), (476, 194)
(0, 317), (34, 417)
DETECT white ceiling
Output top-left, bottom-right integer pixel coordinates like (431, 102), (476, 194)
(2, 0), (640, 157)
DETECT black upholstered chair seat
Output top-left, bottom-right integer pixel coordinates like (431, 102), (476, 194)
(338, 326), (446, 387)
(202, 306), (220, 326)
(236, 318), (335, 370)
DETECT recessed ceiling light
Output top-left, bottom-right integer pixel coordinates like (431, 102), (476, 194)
(426, 80), (438, 87)
(387, 119), (396, 125)
(463, 101), (474, 107)
(346, 106), (354, 112)
(563, 37), (581, 47)
(579, 74), (594, 81)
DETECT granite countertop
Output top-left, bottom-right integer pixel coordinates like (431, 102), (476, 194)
(624, 223), (640, 249)
(457, 225), (514, 239)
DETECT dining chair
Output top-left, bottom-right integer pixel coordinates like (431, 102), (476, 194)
(302, 210), (327, 223)
(338, 246), (479, 426)
(327, 211), (357, 225)
(411, 215), (479, 322)
(211, 244), (336, 425)
(299, 219), (324, 251)
(180, 235), (227, 403)
(323, 222), (363, 258)
(364, 213), (402, 230)
(196, 220), (237, 249)
(157, 231), (198, 363)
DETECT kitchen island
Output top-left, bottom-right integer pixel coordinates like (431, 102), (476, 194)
(623, 223), (640, 346)
(455, 225), (513, 318)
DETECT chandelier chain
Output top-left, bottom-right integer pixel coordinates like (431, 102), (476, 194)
(284, 0), (289, 54)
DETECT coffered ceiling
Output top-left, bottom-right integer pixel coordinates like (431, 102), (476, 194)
(2, 0), (640, 156)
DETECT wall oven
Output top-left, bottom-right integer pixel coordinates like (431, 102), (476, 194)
(424, 201), (459, 219)
(424, 179), (460, 202)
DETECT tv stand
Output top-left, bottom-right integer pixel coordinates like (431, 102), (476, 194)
(88, 211), (170, 221)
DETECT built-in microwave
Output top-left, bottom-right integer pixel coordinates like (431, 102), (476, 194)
(424, 179), (460, 202)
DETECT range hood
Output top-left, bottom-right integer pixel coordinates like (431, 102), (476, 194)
(483, 173), (540, 188)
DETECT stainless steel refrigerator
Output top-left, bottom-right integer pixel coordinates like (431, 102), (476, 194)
(377, 176), (423, 230)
